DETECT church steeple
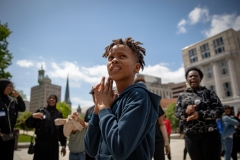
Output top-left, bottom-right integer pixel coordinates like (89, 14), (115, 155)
(64, 75), (72, 109)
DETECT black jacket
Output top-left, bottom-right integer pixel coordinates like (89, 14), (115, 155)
(25, 107), (66, 146)
(175, 86), (224, 134)
(0, 96), (26, 133)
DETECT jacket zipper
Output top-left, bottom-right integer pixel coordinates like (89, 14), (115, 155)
(4, 101), (13, 133)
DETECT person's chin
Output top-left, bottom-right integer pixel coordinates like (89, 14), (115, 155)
(191, 85), (198, 89)
(108, 74), (118, 81)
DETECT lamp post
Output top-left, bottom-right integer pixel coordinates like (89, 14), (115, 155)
(38, 67), (44, 109)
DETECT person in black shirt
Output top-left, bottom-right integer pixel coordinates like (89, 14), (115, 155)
(154, 107), (170, 160)
(0, 78), (26, 160)
(84, 89), (95, 160)
(175, 67), (223, 160)
(26, 94), (66, 160)
(133, 77), (170, 160)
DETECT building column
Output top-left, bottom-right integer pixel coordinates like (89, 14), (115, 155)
(212, 62), (223, 100)
(228, 58), (239, 98)
(199, 66), (206, 87)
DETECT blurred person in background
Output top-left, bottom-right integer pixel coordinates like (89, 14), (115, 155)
(0, 78), (26, 160)
(134, 77), (170, 160)
(163, 115), (172, 160)
(221, 105), (239, 160)
(84, 89), (95, 160)
(26, 94), (66, 160)
(231, 108), (240, 160)
(68, 112), (86, 160)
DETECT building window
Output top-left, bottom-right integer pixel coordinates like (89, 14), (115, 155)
(223, 82), (232, 97)
(200, 43), (211, 59)
(213, 37), (225, 54)
(220, 60), (228, 75)
(209, 85), (215, 93)
(189, 48), (198, 63)
(205, 65), (213, 79)
(156, 90), (158, 95)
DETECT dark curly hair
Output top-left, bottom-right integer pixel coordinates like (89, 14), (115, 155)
(185, 67), (204, 79)
(102, 37), (146, 70)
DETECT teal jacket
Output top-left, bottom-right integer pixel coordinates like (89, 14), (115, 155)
(84, 83), (160, 160)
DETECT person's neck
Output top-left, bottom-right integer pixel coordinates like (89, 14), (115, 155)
(47, 105), (56, 110)
(116, 78), (134, 94)
(190, 86), (201, 90)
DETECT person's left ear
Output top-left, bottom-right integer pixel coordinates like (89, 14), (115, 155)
(134, 63), (141, 73)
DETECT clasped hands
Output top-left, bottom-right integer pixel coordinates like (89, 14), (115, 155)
(93, 77), (118, 114)
(185, 105), (199, 121)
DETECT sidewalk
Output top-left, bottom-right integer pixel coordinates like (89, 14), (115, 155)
(14, 139), (190, 160)
(14, 134), (225, 160)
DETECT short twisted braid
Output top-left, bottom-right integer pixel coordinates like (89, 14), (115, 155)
(102, 37), (146, 70)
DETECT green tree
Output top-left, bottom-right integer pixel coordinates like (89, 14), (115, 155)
(15, 112), (33, 132)
(0, 22), (13, 79)
(165, 103), (179, 131)
(56, 102), (71, 118)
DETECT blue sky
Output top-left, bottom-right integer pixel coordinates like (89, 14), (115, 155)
(1, 0), (240, 109)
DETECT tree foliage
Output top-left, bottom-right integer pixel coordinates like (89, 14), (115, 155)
(0, 22), (13, 79)
(56, 102), (71, 118)
(15, 112), (33, 131)
(165, 103), (179, 130)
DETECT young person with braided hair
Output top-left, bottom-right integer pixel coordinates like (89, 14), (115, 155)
(84, 37), (160, 160)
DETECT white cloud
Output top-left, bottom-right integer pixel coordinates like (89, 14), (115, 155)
(47, 61), (185, 86)
(16, 60), (34, 67)
(16, 60), (47, 69)
(177, 6), (240, 36)
(71, 97), (94, 108)
(177, 19), (187, 34)
(177, 6), (210, 34)
(19, 59), (185, 108)
(140, 64), (185, 83)
(48, 61), (108, 86)
(203, 13), (240, 37)
(188, 7), (210, 24)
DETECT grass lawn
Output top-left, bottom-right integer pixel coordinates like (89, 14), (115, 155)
(18, 134), (32, 142)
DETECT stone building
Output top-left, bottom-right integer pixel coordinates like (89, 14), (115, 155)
(182, 28), (240, 113)
(29, 68), (61, 113)
(135, 73), (173, 98)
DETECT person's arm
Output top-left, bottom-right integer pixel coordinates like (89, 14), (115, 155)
(58, 113), (67, 157)
(158, 116), (170, 154)
(97, 88), (158, 159)
(25, 110), (41, 128)
(197, 90), (224, 120)
(175, 93), (188, 120)
(71, 112), (86, 128)
(84, 113), (101, 157)
(15, 96), (26, 112)
(223, 116), (239, 126)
